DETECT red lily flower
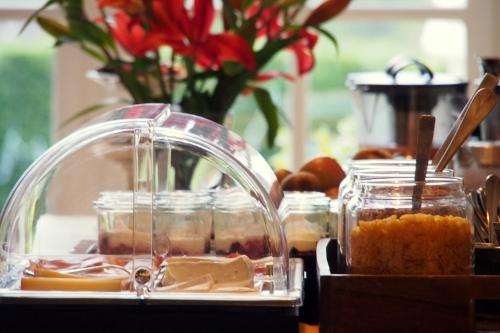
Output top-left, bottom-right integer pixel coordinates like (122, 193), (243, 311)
(246, 3), (318, 75)
(108, 11), (165, 57)
(152, 0), (256, 71)
(98, 0), (145, 14)
(246, 3), (281, 39)
(288, 30), (319, 75)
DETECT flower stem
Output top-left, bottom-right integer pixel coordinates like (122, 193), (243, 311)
(154, 50), (170, 102)
(169, 52), (176, 100)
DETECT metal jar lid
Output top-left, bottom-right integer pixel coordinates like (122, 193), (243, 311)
(346, 57), (467, 93)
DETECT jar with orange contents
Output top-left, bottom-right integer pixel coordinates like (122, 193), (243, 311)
(345, 177), (473, 275)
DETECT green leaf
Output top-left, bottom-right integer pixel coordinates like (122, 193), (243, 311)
(313, 25), (339, 55)
(253, 87), (279, 147)
(222, 62), (244, 76)
(63, 1), (116, 51)
(19, 0), (59, 35)
(71, 20), (115, 49)
(242, 0), (254, 10)
(222, 0), (238, 29)
(36, 16), (73, 41)
(281, 0), (306, 9)
(255, 37), (298, 69)
(80, 44), (107, 62)
(59, 97), (131, 128)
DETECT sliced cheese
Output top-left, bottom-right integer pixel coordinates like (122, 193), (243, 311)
(21, 277), (127, 292)
(163, 255), (254, 288)
(156, 274), (214, 292)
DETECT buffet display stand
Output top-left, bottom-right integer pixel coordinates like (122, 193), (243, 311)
(317, 239), (500, 333)
(0, 104), (304, 333)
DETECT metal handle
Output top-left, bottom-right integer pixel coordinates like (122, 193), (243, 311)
(386, 56), (434, 82)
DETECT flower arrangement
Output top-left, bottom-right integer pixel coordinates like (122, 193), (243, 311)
(27, 0), (350, 148)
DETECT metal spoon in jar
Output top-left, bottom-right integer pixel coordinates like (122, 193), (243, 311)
(433, 73), (499, 165)
(412, 115), (435, 211)
(468, 189), (489, 243)
(485, 174), (500, 245)
(435, 88), (498, 172)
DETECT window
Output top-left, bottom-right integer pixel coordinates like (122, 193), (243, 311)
(0, 2), (53, 207)
(288, 0), (497, 169)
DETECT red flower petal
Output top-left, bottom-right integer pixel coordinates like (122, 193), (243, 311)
(305, 0), (351, 26)
(288, 30), (319, 75)
(152, 0), (191, 39)
(110, 11), (164, 57)
(200, 33), (256, 71)
(98, 0), (144, 14)
(246, 3), (281, 39)
(257, 72), (295, 82)
(193, 0), (215, 42)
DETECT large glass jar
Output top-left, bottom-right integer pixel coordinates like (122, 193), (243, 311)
(337, 168), (454, 266)
(154, 191), (212, 256)
(212, 189), (268, 259)
(345, 177), (473, 275)
(282, 191), (331, 254)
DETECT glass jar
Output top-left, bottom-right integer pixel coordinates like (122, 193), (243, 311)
(94, 191), (152, 255)
(212, 189), (268, 259)
(337, 167), (454, 266)
(282, 191), (331, 254)
(94, 191), (212, 256)
(155, 191), (212, 256)
(455, 140), (500, 191)
(345, 177), (473, 275)
(339, 160), (450, 203)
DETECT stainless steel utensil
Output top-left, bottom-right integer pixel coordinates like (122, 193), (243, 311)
(468, 191), (489, 243)
(486, 174), (500, 245)
(435, 88), (498, 172)
(412, 115), (435, 211)
(433, 73), (499, 165)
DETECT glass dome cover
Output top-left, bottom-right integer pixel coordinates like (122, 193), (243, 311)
(0, 104), (300, 305)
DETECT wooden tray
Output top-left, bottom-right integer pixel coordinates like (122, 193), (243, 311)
(317, 238), (500, 333)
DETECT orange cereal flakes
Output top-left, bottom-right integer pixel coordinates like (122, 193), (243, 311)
(350, 213), (472, 275)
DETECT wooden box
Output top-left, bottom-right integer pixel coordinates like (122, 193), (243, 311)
(317, 239), (500, 333)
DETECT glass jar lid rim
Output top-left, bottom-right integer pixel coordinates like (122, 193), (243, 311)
(94, 190), (212, 209)
(353, 168), (454, 177)
(359, 176), (463, 187)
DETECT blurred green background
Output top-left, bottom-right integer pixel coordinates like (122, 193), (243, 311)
(0, 44), (52, 208)
(0, 14), (466, 207)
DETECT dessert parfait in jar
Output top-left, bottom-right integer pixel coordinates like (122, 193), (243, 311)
(282, 191), (331, 255)
(94, 191), (152, 255)
(345, 177), (473, 275)
(212, 189), (268, 259)
(154, 190), (212, 256)
(282, 191), (332, 324)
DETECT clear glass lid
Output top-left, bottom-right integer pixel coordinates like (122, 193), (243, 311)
(0, 104), (296, 303)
